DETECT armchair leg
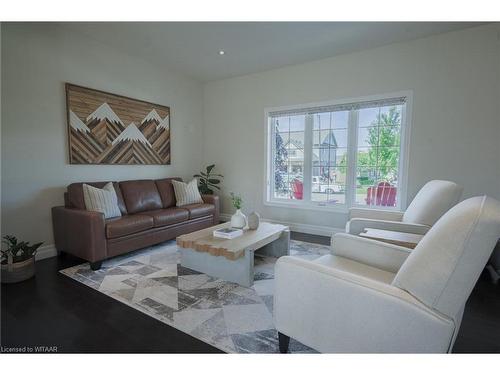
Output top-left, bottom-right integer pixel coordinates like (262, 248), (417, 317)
(90, 261), (102, 271)
(278, 332), (290, 353)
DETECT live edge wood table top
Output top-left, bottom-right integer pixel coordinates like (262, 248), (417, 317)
(359, 228), (424, 249)
(176, 222), (289, 261)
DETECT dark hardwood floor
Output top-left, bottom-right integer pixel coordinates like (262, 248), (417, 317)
(1, 232), (499, 353)
(1, 252), (222, 353)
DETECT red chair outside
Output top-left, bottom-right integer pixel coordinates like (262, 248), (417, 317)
(291, 179), (303, 200)
(365, 181), (397, 207)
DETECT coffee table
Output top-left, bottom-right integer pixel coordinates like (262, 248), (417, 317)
(359, 228), (424, 249)
(176, 222), (289, 287)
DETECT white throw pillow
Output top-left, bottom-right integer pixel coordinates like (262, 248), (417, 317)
(83, 182), (122, 219)
(172, 179), (203, 207)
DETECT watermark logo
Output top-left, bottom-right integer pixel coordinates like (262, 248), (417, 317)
(1, 346), (58, 353)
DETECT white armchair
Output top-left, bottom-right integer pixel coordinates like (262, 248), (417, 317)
(274, 196), (500, 353)
(346, 180), (463, 235)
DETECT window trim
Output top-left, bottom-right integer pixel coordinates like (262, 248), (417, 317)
(263, 90), (413, 213)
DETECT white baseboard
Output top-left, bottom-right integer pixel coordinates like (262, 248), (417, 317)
(35, 244), (58, 261)
(220, 213), (342, 237)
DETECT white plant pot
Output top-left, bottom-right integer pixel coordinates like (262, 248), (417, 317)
(230, 209), (247, 229)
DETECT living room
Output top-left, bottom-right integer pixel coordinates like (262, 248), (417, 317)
(1, 1), (500, 373)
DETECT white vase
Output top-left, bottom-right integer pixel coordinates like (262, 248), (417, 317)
(230, 209), (247, 229)
(247, 211), (260, 230)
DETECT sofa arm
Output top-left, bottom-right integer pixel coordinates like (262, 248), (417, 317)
(52, 206), (107, 262)
(346, 218), (430, 235)
(202, 194), (220, 224)
(274, 256), (455, 353)
(331, 233), (411, 273)
(349, 208), (404, 221)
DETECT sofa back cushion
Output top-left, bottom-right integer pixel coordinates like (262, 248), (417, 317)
(67, 181), (127, 214)
(119, 179), (163, 214)
(155, 177), (182, 208)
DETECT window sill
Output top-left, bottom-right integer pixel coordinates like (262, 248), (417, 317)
(263, 199), (349, 214)
(349, 204), (402, 212)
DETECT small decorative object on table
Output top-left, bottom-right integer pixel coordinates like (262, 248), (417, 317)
(1, 235), (43, 284)
(194, 164), (223, 195)
(248, 211), (261, 230)
(213, 227), (243, 239)
(230, 192), (247, 229)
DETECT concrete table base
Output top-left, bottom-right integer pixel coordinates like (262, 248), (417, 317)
(180, 229), (290, 287)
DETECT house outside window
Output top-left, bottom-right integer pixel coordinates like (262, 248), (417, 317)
(265, 92), (411, 212)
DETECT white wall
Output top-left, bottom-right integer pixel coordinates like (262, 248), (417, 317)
(203, 24), (500, 232)
(1, 23), (204, 246)
(2, 23), (500, 246)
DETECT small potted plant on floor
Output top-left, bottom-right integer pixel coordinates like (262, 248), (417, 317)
(1, 235), (43, 284)
(194, 164), (223, 194)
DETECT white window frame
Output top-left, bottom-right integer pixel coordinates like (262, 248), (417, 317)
(264, 91), (413, 213)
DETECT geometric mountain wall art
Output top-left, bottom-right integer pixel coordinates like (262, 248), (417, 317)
(66, 83), (171, 165)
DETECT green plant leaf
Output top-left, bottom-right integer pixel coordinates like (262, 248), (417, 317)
(3, 235), (17, 247)
(1, 235), (43, 263)
(206, 164), (215, 174)
(26, 242), (43, 256)
(193, 174), (202, 178)
(208, 178), (220, 184)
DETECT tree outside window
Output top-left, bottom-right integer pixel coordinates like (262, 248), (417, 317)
(339, 106), (401, 184)
(274, 121), (288, 194)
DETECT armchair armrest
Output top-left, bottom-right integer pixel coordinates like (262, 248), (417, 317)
(331, 233), (411, 273)
(52, 206), (106, 262)
(346, 218), (430, 235)
(201, 194), (220, 224)
(274, 256), (455, 353)
(349, 207), (404, 221)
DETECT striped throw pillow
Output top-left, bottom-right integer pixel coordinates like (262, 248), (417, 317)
(172, 179), (203, 207)
(83, 182), (122, 219)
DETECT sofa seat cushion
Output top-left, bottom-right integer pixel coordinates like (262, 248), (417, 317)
(143, 208), (189, 228)
(181, 203), (215, 219)
(106, 214), (154, 239)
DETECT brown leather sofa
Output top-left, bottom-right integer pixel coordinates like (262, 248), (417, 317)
(52, 178), (219, 270)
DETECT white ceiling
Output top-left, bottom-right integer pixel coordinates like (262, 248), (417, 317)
(61, 22), (483, 82)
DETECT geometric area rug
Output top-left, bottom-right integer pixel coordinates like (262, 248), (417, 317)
(60, 240), (329, 353)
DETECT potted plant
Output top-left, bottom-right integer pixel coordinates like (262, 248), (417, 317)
(230, 192), (247, 229)
(194, 164), (223, 195)
(1, 235), (43, 284)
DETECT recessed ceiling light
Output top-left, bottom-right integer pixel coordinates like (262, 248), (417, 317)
(218, 50), (225, 55)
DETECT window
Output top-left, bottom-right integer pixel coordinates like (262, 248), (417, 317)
(266, 93), (410, 211)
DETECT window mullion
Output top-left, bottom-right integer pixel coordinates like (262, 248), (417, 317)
(346, 110), (358, 207)
(302, 114), (313, 203)
(268, 117), (275, 202)
(398, 104), (408, 210)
